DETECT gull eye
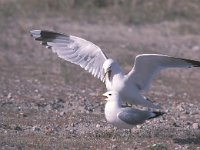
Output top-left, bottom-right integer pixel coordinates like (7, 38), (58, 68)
(108, 93), (112, 96)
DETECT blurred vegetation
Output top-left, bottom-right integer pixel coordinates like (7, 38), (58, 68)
(1, 0), (200, 24)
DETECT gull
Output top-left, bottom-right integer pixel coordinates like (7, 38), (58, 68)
(103, 91), (165, 129)
(30, 30), (200, 108)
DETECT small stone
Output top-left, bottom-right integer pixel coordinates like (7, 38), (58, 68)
(69, 129), (75, 133)
(136, 125), (142, 129)
(60, 111), (66, 116)
(185, 111), (190, 114)
(186, 121), (191, 125)
(85, 122), (90, 127)
(45, 126), (53, 134)
(111, 145), (117, 149)
(192, 123), (199, 129)
(20, 112), (27, 117)
(14, 126), (22, 131)
(17, 106), (21, 111)
(32, 126), (41, 131)
(177, 104), (184, 112)
(7, 93), (12, 99)
(173, 122), (180, 127)
(96, 124), (101, 128)
(71, 123), (75, 127)
(150, 143), (167, 150)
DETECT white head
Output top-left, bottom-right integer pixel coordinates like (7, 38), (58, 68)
(103, 91), (122, 107)
(103, 91), (121, 101)
(103, 59), (115, 71)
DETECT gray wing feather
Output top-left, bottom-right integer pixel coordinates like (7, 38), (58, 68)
(118, 108), (151, 125)
(127, 54), (200, 91)
(30, 30), (108, 81)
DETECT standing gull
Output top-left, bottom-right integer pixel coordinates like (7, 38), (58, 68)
(30, 30), (200, 108)
(103, 91), (165, 129)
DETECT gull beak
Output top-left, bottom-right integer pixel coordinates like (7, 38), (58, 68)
(102, 67), (111, 82)
(102, 93), (108, 101)
(102, 70), (108, 82)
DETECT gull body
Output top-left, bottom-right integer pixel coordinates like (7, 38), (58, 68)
(30, 30), (200, 108)
(102, 55), (200, 109)
(102, 58), (157, 108)
(103, 91), (164, 129)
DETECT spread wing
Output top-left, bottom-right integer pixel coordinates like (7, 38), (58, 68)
(30, 30), (108, 81)
(127, 54), (200, 91)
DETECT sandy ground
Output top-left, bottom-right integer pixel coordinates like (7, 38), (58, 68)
(0, 17), (200, 149)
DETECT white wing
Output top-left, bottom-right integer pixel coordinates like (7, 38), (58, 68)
(127, 54), (200, 91)
(30, 30), (108, 81)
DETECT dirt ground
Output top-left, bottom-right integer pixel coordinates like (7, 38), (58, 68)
(0, 14), (200, 149)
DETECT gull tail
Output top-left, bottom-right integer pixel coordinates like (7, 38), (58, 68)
(148, 111), (165, 120)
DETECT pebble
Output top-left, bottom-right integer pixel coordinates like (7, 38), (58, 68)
(69, 129), (75, 133)
(173, 122), (181, 127)
(20, 112), (27, 117)
(51, 103), (64, 110)
(7, 93), (12, 99)
(136, 125), (142, 129)
(111, 145), (117, 149)
(17, 106), (21, 111)
(60, 111), (66, 116)
(96, 124), (101, 128)
(150, 143), (167, 150)
(177, 104), (184, 112)
(14, 126), (22, 131)
(192, 123), (199, 129)
(32, 126), (41, 131)
(71, 123), (75, 127)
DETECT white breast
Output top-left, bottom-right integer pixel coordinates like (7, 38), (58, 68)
(104, 101), (118, 123)
(104, 102), (133, 129)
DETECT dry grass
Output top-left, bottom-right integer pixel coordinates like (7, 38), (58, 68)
(1, 0), (200, 24)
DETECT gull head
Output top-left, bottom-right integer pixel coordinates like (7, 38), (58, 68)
(103, 59), (115, 69)
(102, 91), (120, 101)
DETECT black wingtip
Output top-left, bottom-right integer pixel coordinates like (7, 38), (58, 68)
(30, 30), (69, 42)
(181, 58), (200, 67)
(149, 111), (165, 119)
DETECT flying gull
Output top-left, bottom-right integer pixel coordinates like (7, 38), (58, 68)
(103, 91), (165, 129)
(30, 30), (200, 108)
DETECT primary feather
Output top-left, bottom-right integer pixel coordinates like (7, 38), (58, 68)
(30, 30), (108, 81)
